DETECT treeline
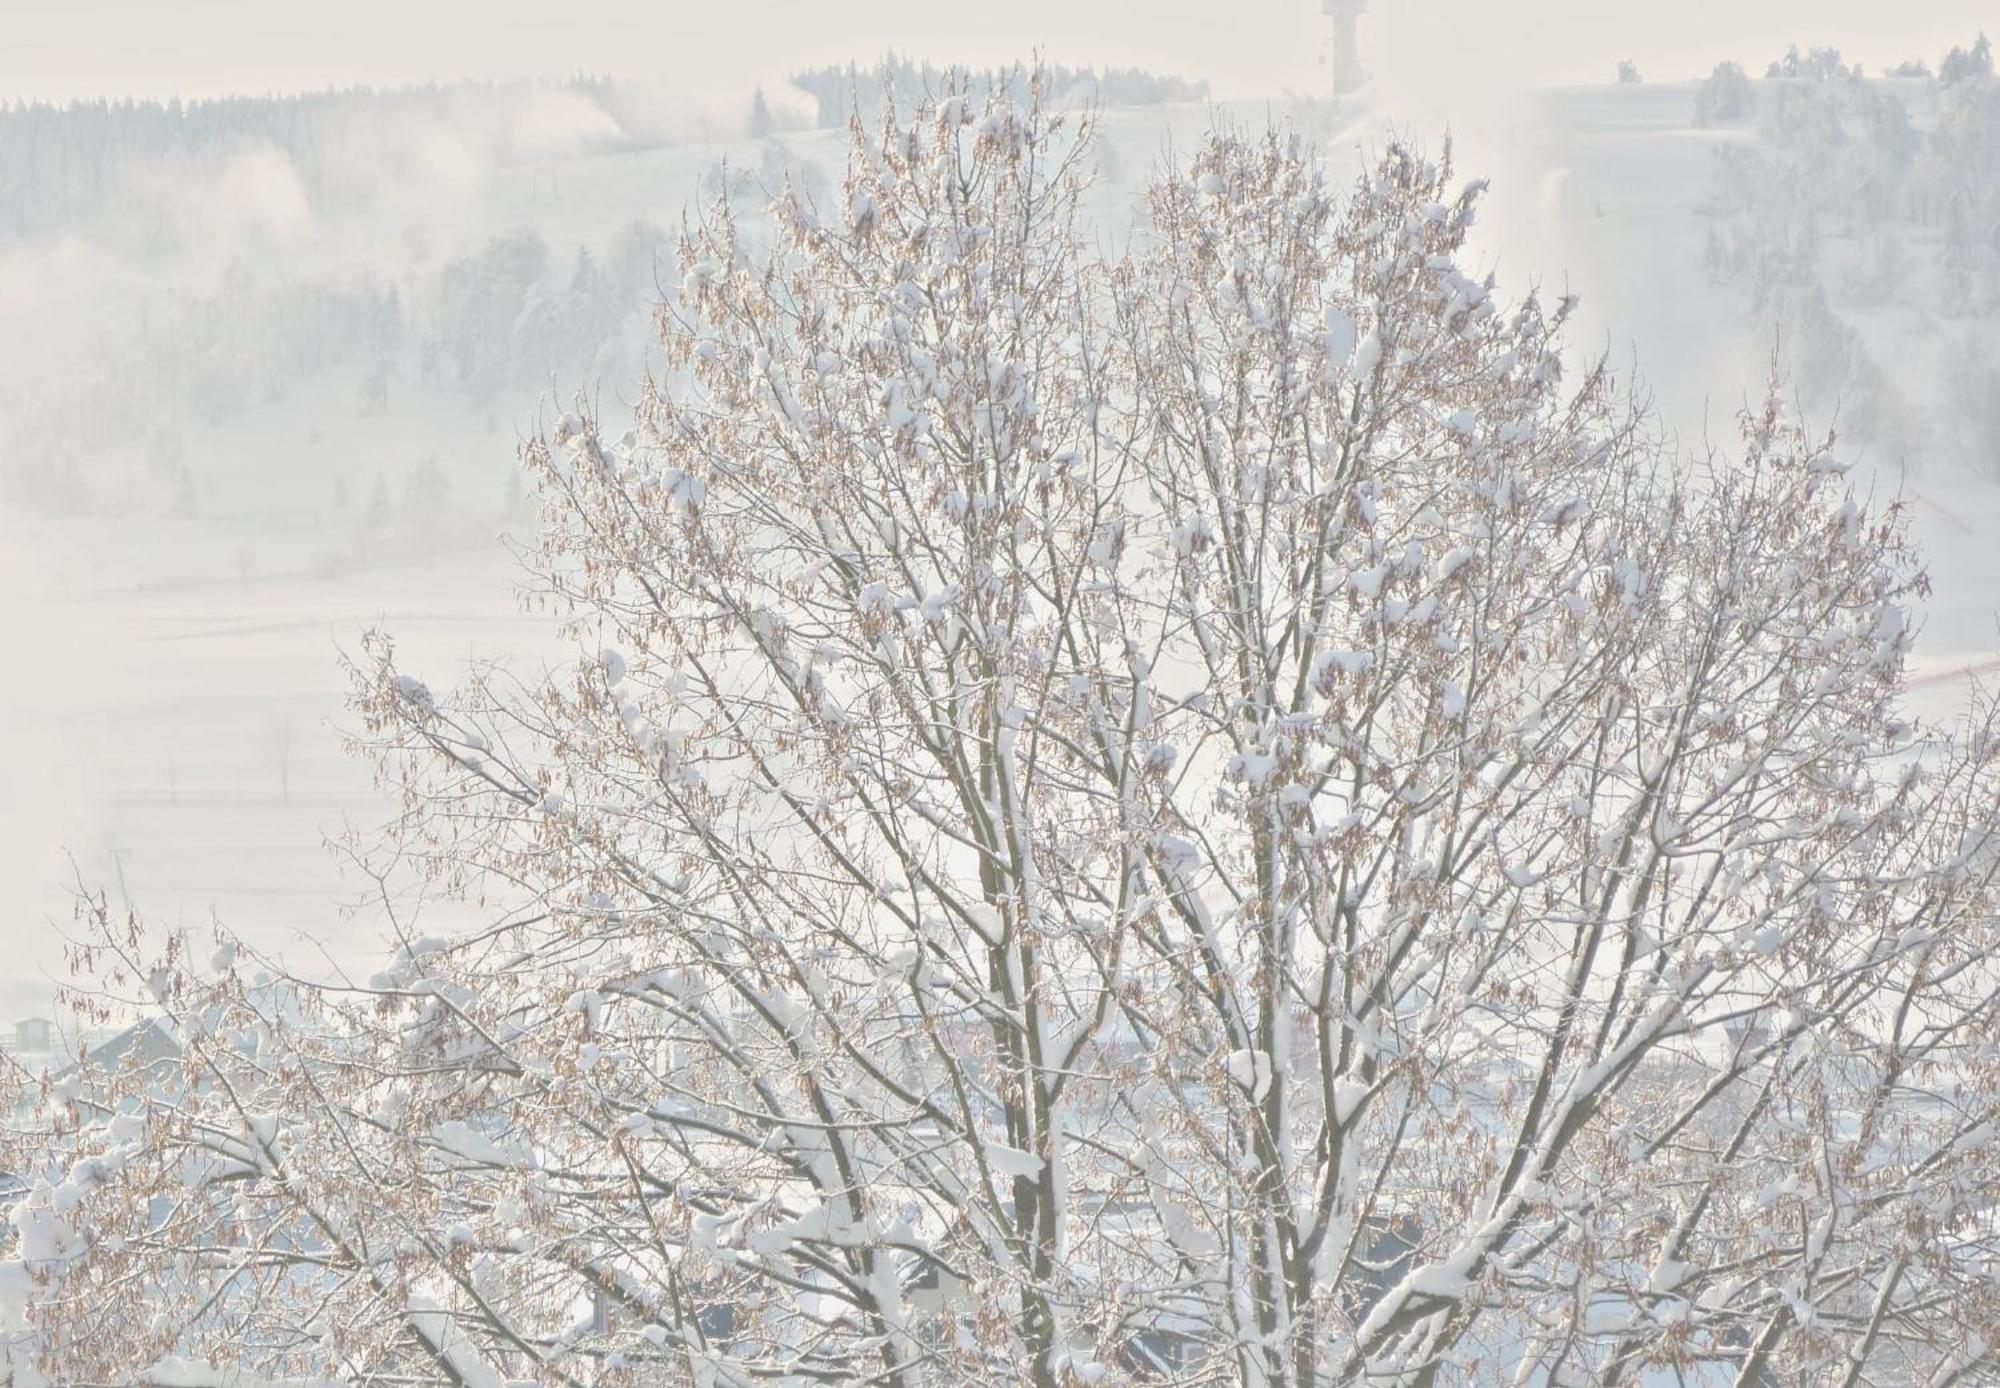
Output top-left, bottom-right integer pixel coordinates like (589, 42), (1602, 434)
(0, 64), (1209, 244)
(1705, 34), (2000, 310)
(0, 77), (636, 244)
(788, 55), (1206, 129)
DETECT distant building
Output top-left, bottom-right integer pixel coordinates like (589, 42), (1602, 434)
(71, 1015), (181, 1080)
(2, 1014), (171, 1081)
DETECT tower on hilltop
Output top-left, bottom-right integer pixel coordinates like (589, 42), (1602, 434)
(1325, 0), (1370, 95)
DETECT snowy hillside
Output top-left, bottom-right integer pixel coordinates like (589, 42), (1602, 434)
(7, 68), (2000, 1021)
(1482, 76), (2000, 711)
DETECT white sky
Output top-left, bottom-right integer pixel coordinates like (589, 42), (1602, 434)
(0, 0), (1990, 107)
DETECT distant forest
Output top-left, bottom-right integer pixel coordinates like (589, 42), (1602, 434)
(0, 57), (1212, 520)
(788, 55), (1208, 129)
(0, 61), (1208, 244)
(1698, 33), (2000, 472)
(0, 77), (639, 242)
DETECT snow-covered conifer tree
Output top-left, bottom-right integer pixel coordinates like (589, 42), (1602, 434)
(362, 471), (392, 531)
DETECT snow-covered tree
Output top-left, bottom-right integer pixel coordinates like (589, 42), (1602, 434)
(362, 471), (392, 531)
(1945, 330), (2000, 476)
(11, 82), (2000, 1388)
(425, 228), (554, 401)
(1693, 61), (1755, 127)
(1766, 44), (1851, 82)
(788, 57), (1206, 131)
(144, 426), (185, 481)
(1940, 32), (1995, 87)
(406, 455), (453, 556)
(356, 358), (390, 417)
(0, 77), (640, 244)
(501, 467), (535, 530)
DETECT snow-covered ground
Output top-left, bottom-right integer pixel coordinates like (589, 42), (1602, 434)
(5, 78), (1999, 1019)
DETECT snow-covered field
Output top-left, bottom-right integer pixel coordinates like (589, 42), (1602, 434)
(6, 77), (1999, 1018)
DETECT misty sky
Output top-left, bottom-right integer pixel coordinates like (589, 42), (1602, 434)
(4, 0), (1992, 107)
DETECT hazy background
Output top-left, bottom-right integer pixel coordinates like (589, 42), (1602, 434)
(5, 0), (2000, 1028)
(2, 0), (1990, 108)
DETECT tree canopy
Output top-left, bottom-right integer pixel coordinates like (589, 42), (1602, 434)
(9, 75), (2000, 1388)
